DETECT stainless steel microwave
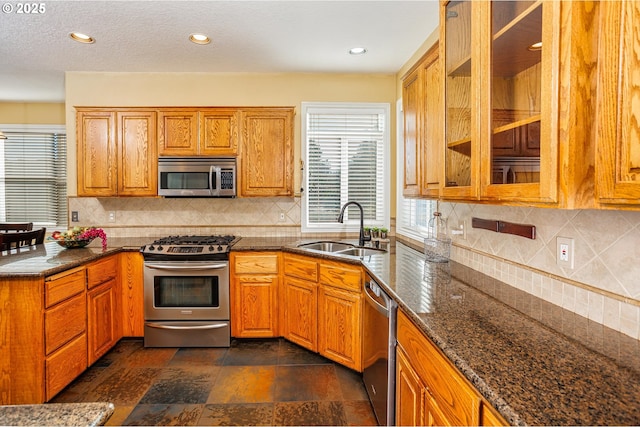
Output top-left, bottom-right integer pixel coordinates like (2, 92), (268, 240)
(158, 157), (236, 197)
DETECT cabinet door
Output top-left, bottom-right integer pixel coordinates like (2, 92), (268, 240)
(396, 346), (426, 426)
(120, 252), (144, 337)
(481, 1), (558, 203)
(200, 109), (240, 155)
(403, 66), (423, 197)
(441, 0), (479, 200)
(117, 111), (157, 196)
(596, 0), (640, 205)
(232, 275), (279, 338)
(240, 109), (294, 197)
(421, 46), (442, 198)
(157, 110), (199, 156)
(318, 285), (362, 371)
(282, 276), (317, 351)
(77, 111), (117, 196)
(87, 280), (118, 365)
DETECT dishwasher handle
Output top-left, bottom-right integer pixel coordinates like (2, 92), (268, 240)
(364, 279), (394, 317)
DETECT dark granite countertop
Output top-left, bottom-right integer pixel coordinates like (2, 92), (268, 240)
(0, 402), (114, 426)
(236, 236), (640, 426)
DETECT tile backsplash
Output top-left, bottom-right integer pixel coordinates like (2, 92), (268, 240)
(439, 202), (640, 340)
(68, 196), (640, 340)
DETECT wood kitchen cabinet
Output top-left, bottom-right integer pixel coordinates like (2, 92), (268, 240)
(86, 254), (121, 365)
(120, 251), (144, 337)
(240, 108), (295, 197)
(595, 0), (640, 207)
(282, 253), (318, 351)
(396, 310), (507, 426)
(318, 259), (363, 371)
(44, 267), (88, 401)
(77, 108), (157, 197)
(0, 267), (88, 404)
(158, 108), (239, 156)
(230, 251), (280, 338)
(439, 0), (597, 207)
(402, 43), (441, 199)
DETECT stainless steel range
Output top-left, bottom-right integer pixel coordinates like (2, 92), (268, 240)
(140, 235), (240, 347)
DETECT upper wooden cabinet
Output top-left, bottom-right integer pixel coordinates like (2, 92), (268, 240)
(77, 109), (157, 197)
(402, 43), (441, 199)
(595, 0), (640, 207)
(439, 0), (598, 207)
(158, 108), (239, 156)
(240, 108), (295, 197)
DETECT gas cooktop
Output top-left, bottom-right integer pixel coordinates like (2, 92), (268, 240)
(140, 234), (240, 261)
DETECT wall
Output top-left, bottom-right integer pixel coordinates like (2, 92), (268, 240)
(0, 102), (65, 124)
(440, 202), (640, 340)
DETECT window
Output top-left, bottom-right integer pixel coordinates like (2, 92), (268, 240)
(0, 124), (67, 228)
(394, 99), (435, 241)
(302, 103), (390, 233)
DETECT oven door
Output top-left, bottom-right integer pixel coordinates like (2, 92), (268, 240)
(143, 260), (230, 321)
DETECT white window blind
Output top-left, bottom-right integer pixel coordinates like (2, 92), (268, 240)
(302, 103), (389, 232)
(0, 125), (67, 228)
(395, 99), (435, 241)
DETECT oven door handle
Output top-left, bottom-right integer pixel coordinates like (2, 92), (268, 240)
(146, 322), (229, 330)
(144, 263), (228, 271)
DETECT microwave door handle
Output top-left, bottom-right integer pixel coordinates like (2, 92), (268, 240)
(209, 166), (216, 196)
(215, 166), (222, 194)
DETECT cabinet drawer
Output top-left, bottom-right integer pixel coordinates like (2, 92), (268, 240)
(87, 255), (118, 289)
(45, 267), (86, 308)
(283, 254), (318, 281)
(397, 310), (479, 426)
(319, 261), (362, 292)
(234, 252), (279, 274)
(45, 292), (86, 355)
(45, 333), (87, 401)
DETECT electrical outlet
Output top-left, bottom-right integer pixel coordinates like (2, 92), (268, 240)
(278, 212), (286, 222)
(108, 211), (116, 222)
(450, 220), (466, 240)
(71, 211), (79, 222)
(556, 237), (574, 269)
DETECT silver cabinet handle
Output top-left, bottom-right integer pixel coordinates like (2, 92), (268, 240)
(146, 322), (228, 330)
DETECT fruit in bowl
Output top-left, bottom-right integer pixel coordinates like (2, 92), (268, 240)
(49, 227), (107, 250)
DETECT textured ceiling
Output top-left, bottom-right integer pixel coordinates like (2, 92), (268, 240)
(0, 0), (439, 102)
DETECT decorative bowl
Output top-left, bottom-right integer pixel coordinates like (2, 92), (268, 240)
(49, 237), (94, 249)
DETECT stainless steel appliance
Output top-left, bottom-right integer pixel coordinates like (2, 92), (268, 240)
(158, 157), (236, 197)
(363, 273), (398, 426)
(141, 235), (239, 347)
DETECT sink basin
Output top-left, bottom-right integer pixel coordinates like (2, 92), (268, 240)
(334, 247), (386, 257)
(297, 241), (355, 252)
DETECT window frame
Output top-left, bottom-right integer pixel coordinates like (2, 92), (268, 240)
(0, 123), (67, 229)
(301, 102), (391, 234)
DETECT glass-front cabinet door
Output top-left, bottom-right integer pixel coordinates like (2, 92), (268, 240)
(440, 0), (560, 204)
(441, 0), (479, 200)
(481, 0), (557, 203)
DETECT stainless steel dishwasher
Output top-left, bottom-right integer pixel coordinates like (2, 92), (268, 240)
(362, 273), (398, 426)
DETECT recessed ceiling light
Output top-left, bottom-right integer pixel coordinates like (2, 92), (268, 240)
(189, 33), (211, 45)
(69, 32), (95, 44)
(349, 47), (367, 55)
(528, 41), (542, 51)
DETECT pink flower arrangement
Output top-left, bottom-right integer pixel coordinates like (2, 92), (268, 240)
(79, 227), (108, 250)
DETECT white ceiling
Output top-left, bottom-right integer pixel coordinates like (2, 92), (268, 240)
(0, 0), (440, 103)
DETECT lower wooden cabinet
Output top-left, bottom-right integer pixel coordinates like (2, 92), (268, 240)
(318, 260), (363, 371)
(396, 310), (507, 426)
(120, 252), (144, 337)
(87, 279), (119, 365)
(231, 252), (280, 338)
(45, 333), (88, 401)
(282, 276), (318, 350)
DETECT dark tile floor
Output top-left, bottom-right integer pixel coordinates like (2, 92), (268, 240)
(52, 338), (378, 426)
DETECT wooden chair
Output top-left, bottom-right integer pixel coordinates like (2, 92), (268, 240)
(0, 222), (33, 232)
(0, 227), (46, 251)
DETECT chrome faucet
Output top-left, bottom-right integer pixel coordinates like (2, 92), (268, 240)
(338, 201), (371, 247)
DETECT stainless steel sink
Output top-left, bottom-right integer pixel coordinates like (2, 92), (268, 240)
(297, 241), (355, 252)
(334, 247), (386, 257)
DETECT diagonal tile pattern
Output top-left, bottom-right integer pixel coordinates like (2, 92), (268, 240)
(52, 338), (377, 426)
